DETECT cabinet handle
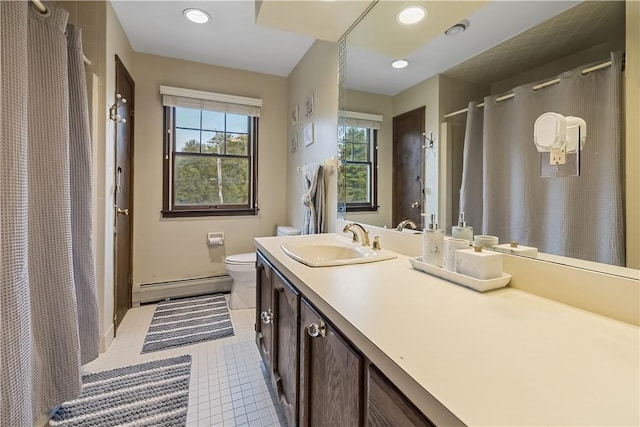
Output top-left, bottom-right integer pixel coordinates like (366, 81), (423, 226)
(260, 309), (273, 324)
(307, 320), (326, 338)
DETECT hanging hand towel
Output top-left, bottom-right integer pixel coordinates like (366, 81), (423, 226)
(301, 163), (324, 234)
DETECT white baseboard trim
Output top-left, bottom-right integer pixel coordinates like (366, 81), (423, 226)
(132, 274), (233, 307)
(100, 322), (114, 353)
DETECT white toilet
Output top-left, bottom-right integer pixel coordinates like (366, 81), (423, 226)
(226, 225), (301, 309)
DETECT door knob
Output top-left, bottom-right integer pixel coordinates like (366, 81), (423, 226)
(307, 320), (326, 338)
(117, 208), (129, 216)
(411, 202), (420, 209)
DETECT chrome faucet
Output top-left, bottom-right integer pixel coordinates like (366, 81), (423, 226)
(342, 223), (371, 246)
(396, 219), (417, 231)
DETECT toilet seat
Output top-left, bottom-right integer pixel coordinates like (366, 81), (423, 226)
(225, 252), (255, 265)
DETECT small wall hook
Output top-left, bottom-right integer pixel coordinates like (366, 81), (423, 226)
(109, 93), (127, 123)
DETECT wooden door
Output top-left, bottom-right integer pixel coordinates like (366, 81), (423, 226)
(256, 252), (273, 372)
(299, 299), (362, 427)
(114, 55), (134, 332)
(271, 270), (300, 427)
(392, 107), (425, 228)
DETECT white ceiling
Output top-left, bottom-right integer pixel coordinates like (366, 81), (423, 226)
(346, 1), (589, 96)
(110, 0), (317, 77)
(111, 0), (621, 95)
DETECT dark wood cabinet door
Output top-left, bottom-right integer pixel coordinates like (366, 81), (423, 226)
(271, 270), (300, 427)
(299, 299), (363, 427)
(366, 364), (433, 427)
(255, 252), (273, 372)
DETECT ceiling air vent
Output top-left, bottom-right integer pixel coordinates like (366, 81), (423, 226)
(445, 19), (470, 36)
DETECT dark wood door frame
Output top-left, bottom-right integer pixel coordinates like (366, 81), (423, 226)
(114, 55), (135, 333)
(392, 106), (425, 228)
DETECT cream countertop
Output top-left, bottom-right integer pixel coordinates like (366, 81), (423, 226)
(255, 233), (640, 427)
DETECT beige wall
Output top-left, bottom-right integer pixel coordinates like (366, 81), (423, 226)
(344, 90), (393, 228)
(286, 40), (339, 232)
(392, 75), (440, 228)
(626, 0), (639, 269)
(132, 53), (288, 285)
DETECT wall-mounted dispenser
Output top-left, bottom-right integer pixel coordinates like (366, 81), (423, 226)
(534, 112), (586, 177)
(207, 232), (225, 246)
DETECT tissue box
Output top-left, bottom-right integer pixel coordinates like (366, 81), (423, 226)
(493, 243), (538, 257)
(455, 247), (503, 280)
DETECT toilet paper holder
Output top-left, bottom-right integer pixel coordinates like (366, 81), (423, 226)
(207, 232), (225, 246)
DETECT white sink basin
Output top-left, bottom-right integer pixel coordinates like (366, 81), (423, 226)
(280, 239), (397, 267)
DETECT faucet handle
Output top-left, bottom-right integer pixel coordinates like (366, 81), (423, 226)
(372, 236), (381, 250)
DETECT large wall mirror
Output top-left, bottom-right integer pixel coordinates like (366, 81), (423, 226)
(338, 0), (639, 277)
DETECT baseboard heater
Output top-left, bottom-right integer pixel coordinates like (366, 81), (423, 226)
(132, 274), (233, 307)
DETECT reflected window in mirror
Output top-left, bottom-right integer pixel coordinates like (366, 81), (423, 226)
(339, 125), (378, 212)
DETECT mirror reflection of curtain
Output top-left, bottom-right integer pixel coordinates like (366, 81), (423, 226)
(459, 101), (484, 234)
(460, 52), (624, 265)
(1, 2), (99, 424)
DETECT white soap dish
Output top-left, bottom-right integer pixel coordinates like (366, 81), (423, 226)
(409, 257), (511, 292)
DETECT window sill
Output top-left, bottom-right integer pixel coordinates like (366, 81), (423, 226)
(345, 205), (379, 213)
(161, 208), (258, 218)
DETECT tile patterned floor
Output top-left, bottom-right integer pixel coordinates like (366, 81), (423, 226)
(84, 295), (286, 427)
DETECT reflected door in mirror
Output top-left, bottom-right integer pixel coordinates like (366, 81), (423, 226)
(393, 107), (425, 228)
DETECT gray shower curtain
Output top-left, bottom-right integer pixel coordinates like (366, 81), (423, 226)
(67, 24), (100, 365)
(459, 52), (624, 265)
(1, 2), (99, 425)
(459, 101), (484, 234)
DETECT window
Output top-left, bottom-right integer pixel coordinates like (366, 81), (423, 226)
(161, 86), (261, 217)
(339, 122), (378, 212)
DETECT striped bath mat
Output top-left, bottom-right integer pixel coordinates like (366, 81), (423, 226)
(49, 355), (191, 427)
(142, 293), (234, 353)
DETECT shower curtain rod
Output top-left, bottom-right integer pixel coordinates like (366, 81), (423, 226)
(30, 0), (92, 66)
(443, 59), (614, 119)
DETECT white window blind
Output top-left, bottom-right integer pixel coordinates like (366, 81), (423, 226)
(160, 85), (262, 117)
(343, 111), (383, 130)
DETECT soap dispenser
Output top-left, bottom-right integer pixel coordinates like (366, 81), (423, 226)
(452, 211), (473, 245)
(422, 213), (445, 267)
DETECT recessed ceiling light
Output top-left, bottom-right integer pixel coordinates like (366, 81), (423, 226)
(183, 8), (210, 24)
(445, 19), (470, 36)
(397, 6), (427, 25)
(391, 59), (409, 69)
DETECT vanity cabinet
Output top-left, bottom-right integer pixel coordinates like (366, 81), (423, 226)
(366, 364), (434, 427)
(299, 298), (363, 427)
(256, 250), (432, 427)
(255, 253), (273, 371)
(256, 252), (300, 427)
(271, 269), (300, 427)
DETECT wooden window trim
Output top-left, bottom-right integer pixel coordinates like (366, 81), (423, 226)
(162, 107), (259, 218)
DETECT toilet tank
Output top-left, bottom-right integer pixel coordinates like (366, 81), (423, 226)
(277, 226), (301, 236)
